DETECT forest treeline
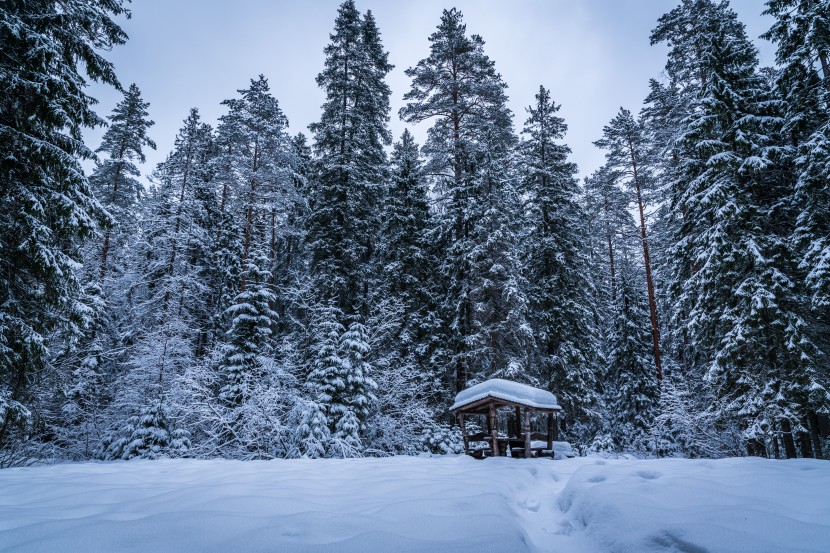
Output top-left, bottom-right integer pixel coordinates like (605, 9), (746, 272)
(1, 0), (828, 465)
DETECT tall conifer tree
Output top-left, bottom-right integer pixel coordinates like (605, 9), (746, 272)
(654, 0), (829, 456)
(0, 0), (128, 457)
(401, 8), (531, 395)
(306, 0), (392, 315)
(518, 86), (600, 430)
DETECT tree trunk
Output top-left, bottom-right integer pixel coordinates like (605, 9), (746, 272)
(628, 139), (662, 383)
(515, 406), (522, 438)
(99, 160), (124, 280)
(808, 411), (824, 459)
(607, 233), (617, 302)
(489, 405), (500, 457)
(799, 423), (815, 458)
(547, 413), (554, 452)
(781, 418), (799, 458)
(0, 361), (28, 450)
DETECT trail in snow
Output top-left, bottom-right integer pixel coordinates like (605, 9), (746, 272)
(0, 456), (828, 553)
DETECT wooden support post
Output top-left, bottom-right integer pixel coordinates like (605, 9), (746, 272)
(459, 413), (468, 455)
(489, 405), (500, 457)
(552, 414), (560, 441)
(524, 410), (532, 458)
(547, 412), (554, 452)
(515, 406), (522, 438)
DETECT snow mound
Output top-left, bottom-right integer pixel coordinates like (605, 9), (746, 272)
(558, 457), (830, 553)
(450, 378), (561, 411)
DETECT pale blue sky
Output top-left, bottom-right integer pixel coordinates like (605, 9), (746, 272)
(85, 0), (775, 180)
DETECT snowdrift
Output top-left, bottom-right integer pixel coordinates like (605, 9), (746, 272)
(0, 456), (827, 553)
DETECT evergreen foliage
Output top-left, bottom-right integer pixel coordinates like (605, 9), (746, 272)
(401, 8), (532, 397)
(306, 0), (392, 314)
(518, 86), (600, 433)
(0, 0), (128, 457)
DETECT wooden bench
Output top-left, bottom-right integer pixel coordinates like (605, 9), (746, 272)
(509, 432), (554, 458)
(464, 432), (493, 458)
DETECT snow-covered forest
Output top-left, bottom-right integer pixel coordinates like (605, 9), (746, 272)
(1, 0), (829, 466)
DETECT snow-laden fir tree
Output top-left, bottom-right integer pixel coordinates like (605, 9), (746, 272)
(304, 303), (377, 457)
(378, 130), (436, 363)
(604, 246), (659, 452)
(55, 281), (110, 459)
(101, 399), (191, 461)
(332, 321), (376, 454)
(371, 130), (446, 438)
(518, 86), (600, 435)
(0, 0), (128, 459)
(306, 0), (392, 315)
(401, 8), (532, 396)
(763, 0), (830, 457)
(218, 254), (278, 408)
(654, 0), (829, 456)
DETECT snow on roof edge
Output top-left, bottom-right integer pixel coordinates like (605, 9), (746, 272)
(450, 378), (561, 411)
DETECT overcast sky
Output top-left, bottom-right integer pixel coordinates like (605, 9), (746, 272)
(85, 0), (776, 181)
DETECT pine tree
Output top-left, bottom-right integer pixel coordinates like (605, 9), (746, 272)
(584, 164), (659, 451)
(594, 108), (663, 384)
(518, 86), (600, 431)
(216, 75), (295, 293)
(0, 0), (128, 457)
(306, 0), (392, 315)
(90, 84), (156, 281)
(401, 8), (531, 396)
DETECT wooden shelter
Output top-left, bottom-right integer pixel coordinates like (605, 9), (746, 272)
(450, 379), (562, 459)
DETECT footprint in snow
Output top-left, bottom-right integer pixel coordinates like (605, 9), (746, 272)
(524, 498), (540, 512)
(636, 470), (661, 480)
(588, 474), (607, 483)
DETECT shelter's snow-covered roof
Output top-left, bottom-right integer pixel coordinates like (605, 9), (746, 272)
(450, 378), (561, 411)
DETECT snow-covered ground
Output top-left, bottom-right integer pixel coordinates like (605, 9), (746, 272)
(0, 456), (828, 553)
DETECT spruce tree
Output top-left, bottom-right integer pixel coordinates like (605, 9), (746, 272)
(379, 130), (433, 333)
(518, 86), (600, 431)
(0, 0), (128, 456)
(306, 0), (392, 315)
(605, 248), (659, 451)
(304, 303), (377, 456)
(218, 255), (278, 407)
(654, 0), (829, 455)
(377, 130), (443, 406)
(764, 0), (830, 456)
